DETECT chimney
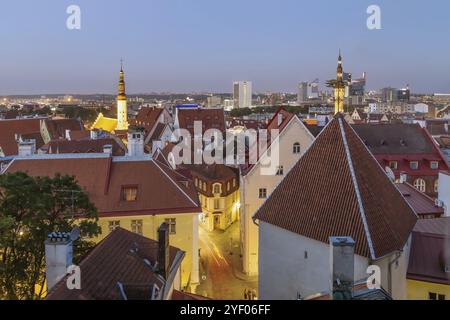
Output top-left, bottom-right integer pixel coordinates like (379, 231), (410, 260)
(329, 236), (355, 300)
(157, 222), (170, 280)
(45, 232), (73, 292)
(65, 129), (71, 140)
(277, 113), (283, 126)
(127, 126), (145, 157)
(90, 129), (99, 140)
(400, 172), (407, 184)
(103, 144), (113, 155)
(17, 139), (36, 157)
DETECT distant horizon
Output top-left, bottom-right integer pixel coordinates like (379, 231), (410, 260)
(1, 0), (449, 94)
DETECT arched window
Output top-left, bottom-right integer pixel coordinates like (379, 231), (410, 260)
(293, 142), (301, 154)
(213, 183), (222, 194)
(434, 179), (439, 193)
(413, 178), (426, 192)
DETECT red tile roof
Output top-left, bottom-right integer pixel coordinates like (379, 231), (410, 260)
(131, 107), (164, 138)
(5, 155), (201, 217)
(0, 118), (46, 156)
(396, 183), (444, 218)
(46, 228), (185, 300)
(149, 122), (168, 141)
(176, 107), (225, 135)
(408, 218), (450, 285)
(43, 138), (126, 156)
(69, 130), (91, 141)
(254, 115), (418, 259)
(352, 123), (435, 155)
(43, 118), (84, 140)
(266, 107), (295, 132)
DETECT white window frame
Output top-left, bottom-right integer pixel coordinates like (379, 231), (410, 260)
(164, 218), (176, 235)
(413, 178), (426, 193)
(410, 161), (419, 170)
(131, 219), (143, 235)
(108, 220), (120, 233)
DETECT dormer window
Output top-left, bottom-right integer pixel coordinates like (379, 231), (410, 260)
(410, 161), (419, 170)
(389, 161), (398, 170)
(213, 183), (222, 194)
(122, 186), (138, 202)
(431, 161), (439, 170)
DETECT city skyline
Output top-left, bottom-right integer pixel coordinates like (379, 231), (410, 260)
(1, 0), (450, 95)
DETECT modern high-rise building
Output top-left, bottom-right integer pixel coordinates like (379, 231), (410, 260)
(308, 79), (320, 99)
(233, 81), (252, 109)
(297, 82), (308, 104)
(381, 86), (410, 103)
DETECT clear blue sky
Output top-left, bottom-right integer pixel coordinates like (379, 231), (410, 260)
(1, 0), (449, 94)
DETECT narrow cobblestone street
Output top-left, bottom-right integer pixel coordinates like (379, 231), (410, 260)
(196, 222), (258, 300)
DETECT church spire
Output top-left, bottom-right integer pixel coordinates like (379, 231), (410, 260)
(326, 51), (347, 115)
(116, 60), (128, 131)
(337, 50), (343, 81)
(118, 59), (126, 101)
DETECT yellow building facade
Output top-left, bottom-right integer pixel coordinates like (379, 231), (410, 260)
(198, 188), (240, 232)
(407, 279), (449, 300)
(190, 165), (240, 232)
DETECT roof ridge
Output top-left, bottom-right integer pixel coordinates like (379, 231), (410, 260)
(151, 159), (198, 207)
(338, 117), (376, 259)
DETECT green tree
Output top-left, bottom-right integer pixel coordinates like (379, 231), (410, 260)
(0, 172), (100, 300)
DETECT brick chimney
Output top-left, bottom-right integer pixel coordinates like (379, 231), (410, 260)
(45, 232), (73, 291)
(103, 144), (113, 155)
(400, 172), (407, 184)
(65, 129), (71, 140)
(329, 236), (355, 300)
(157, 222), (170, 280)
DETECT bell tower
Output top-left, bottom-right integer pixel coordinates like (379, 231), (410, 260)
(116, 59), (128, 130)
(327, 51), (347, 114)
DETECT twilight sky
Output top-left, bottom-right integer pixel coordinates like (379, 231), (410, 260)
(1, 0), (449, 95)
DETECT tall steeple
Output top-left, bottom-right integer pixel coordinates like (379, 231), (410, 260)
(117, 58), (126, 101)
(116, 59), (128, 130)
(337, 49), (343, 81)
(326, 51), (347, 114)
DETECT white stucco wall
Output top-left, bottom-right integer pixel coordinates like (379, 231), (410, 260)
(240, 117), (315, 275)
(438, 172), (450, 217)
(258, 222), (369, 300)
(258, 221), (410, 300)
